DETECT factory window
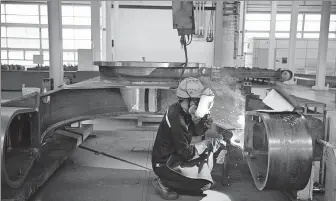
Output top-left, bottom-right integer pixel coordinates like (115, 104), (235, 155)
(245, 32), (269, 39)
(1, 2), (91, 66)
(41, 16), (48, 24)
(62, 5), (74, 16)
(245, 13), (271, 31)
(74, 17), (91, 25)
(41, 28), (49, 39)
(63, 40), (76, 49)
(7, 39), (40, 49)
(62, 39), (91, 50)
(304, 22), (320, 32)
(62, 5), (91, 26)
(63, 52), (75, 61)
(74, 40), (91, 49)
(329, 33), (336, 39)
(63, 16), (91, 25)
(25, 51), (41, 60)
(40, 5), (47, 16)
(5, 4), (39, 15)
(304, 14), (321, 32)
(245, 21), (270, 31)
(74, 29), (91, 39)
(275, 32), (289, 38)
(73, 6), (90, 17)
(43, 52), (49, 61)
(303, 33), (319, 38)
(6, 15), (39, 24)
(1, 50), (8, 60)
(42, 39), (49, 49)
(63, 28), (91, 40)
(7, 27), (40, 39)
(275, 32), (302, 38)
(275, 21), (290, 31)
(330, 14), (336, 36)
(1, 38), (7, 48)
(74, 52), (78, 60)
(275, 14), (304, 32)
(8, 60), (34, 66)
(1, 4), (4, 14)
(305, 14), (321, 21)
(1, 27), (6, 37)
(8, 50), (24, 59)
(63, 28), (75, 39)
(246, 13), (271, 21)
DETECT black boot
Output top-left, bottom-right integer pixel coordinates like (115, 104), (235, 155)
(152, 178), (179, 200)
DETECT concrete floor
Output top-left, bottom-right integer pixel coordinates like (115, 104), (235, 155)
(27, 119), (290, 201)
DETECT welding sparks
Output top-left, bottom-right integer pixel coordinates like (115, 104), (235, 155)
(238, 114), (245, 126)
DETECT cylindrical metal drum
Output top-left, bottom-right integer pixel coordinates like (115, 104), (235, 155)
(244, 111), (313, 191)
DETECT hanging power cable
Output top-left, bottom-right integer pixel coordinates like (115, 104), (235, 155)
(206, 2), (215, 42)
(179, 34), (189, 82)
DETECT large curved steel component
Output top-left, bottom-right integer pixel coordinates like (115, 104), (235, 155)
(244, 111), (313, 191)
(1, 107), (39, 188)
(94, 61), (293, 82)
(1, 81), (131, 188)
(39, 87), (129, 142)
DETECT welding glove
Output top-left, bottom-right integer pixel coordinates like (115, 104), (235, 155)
(194, 138), (226, 156)
(194, 114), (214, 135)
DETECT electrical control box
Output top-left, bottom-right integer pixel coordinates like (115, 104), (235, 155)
(172, 1), (195, 36)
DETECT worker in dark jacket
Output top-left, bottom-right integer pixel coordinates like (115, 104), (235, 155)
(151, 77), (226, 200)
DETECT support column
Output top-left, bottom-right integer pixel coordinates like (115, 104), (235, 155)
(268, 1), (277, 70)
(213, 2), (235, 67)
(102, 1), (107, 60)
(105, 1), (113, 61)
(0, 25), (1, 201)
(111, 1), (119, 60)
(213, 2), (224, 66)
(48, 0), (63, 88)
(313, 1), (331, 91)
(91, 0), (101, 63)
(222, 15), (235, 67)
(238, 1), (246, 56)
(286, 1), (299, 84)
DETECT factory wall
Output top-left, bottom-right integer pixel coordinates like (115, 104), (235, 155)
(247, 38), (336, 75)
(114, 7), (215, 65)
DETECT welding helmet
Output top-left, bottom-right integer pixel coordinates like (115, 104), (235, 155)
(176, 77), (205, 99)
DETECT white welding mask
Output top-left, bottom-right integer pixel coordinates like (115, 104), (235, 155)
(194, 88), (215, 119)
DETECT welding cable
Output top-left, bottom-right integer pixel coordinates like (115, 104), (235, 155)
(187, 34), (193, 45)
(179, 34), (189, 82)
(78, 145), (151, 170)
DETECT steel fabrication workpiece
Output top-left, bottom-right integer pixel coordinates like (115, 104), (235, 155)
(244, 111), (313, 191)
(95, 61), (293, 83)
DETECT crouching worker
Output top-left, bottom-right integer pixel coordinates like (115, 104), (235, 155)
(151, 77), (226, 200)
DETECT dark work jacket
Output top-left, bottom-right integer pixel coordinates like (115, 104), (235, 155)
(152, 103), (203, 166)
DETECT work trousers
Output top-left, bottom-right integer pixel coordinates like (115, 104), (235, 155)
(152, 163), (212, 193)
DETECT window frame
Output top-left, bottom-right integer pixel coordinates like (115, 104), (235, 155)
(1, 2), (91, 67)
